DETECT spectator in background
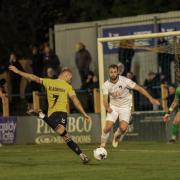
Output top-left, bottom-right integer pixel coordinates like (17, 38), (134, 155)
(0, 58), (7, 74)
(142, 71), (161, 110)
(26, 46), (43, 114)
(143, 71), (160, 99)
(81, 71), (99, 112)
(31, 46), (43, 77)
(126, 72), (136, 82)
(8, 52), (24, 98)
(46, 67), (58, 79)
(42, 45), (60, 76)
(117, 62), (125, 76)
(81, 71), (99, 90)
(75, 42), (92, 87)
(158, 37), (174, 84)
(118, 40), (134, 75)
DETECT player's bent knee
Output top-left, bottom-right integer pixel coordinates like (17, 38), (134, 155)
(120, 126), (128, 133)
(60, 130), (67, 137)
(103, 127), (111, 134)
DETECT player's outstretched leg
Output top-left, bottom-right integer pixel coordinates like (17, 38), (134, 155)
(28, 111), (90, 164)
(56, 126), (90, 164)
(63, 135), (90, 164)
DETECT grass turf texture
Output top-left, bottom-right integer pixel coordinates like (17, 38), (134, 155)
(0, 142), (180, 180)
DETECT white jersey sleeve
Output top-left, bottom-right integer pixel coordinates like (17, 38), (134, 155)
(102, 83), (108, 95)
(124, 77), (136, 89)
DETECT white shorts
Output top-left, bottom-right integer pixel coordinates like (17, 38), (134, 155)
(106, 105), (132, 124)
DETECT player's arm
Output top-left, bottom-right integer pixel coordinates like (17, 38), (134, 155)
(103, 94), (112, 113)
(9, 65), (41, 84)
(163, 99), (178, 122)
(69, 95), (91, 123)
(133, 84), (160, 105)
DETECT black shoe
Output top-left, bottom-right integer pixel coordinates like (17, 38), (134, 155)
(80, 153), (90, 164)
(167, 139), (176, 144)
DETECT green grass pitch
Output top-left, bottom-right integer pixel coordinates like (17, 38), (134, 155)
(0, 142), (180, 180)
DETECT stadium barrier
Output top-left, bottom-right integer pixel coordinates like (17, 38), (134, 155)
(0, 111), (169, 144)
(0, 84), (169, 116)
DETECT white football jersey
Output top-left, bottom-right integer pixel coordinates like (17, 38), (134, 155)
(102, 76), (136, 107)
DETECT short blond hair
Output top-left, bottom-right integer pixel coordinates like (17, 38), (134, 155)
(61, 67), (72, 74)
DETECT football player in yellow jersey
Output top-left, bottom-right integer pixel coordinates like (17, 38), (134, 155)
(9, 65), (91, 164)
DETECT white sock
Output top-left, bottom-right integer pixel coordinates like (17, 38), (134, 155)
(39, 112), (45, 119)
(114, 128), (122, 138)
(101, 132), (110, 147)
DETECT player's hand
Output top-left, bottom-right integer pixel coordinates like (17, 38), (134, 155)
(9, 65), (19, 74)
(163, 113), (170, 122)
(83, 114), (91, 124)
(149, 98), (160, 105)
(107, 107), (113, 113)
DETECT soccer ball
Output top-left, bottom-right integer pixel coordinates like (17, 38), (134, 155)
(93, 147), (107, 160)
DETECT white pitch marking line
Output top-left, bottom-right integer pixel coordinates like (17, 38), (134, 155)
(83, 148), (180, 153)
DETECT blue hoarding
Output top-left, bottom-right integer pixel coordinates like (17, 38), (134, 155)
(102, 21), (180, 54)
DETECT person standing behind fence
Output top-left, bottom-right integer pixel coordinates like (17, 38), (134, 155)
(31, 46), (43, 77)
(25, 46), (43, 114)
(157, 37), (174, 84)
(8, 52), (24, 99)
(42, 45), (60, 76)
(118, 40), (134, 75)
(75, 42), (92, 87)
(81, 70), (99, 112)
(143, 71), (161, 110)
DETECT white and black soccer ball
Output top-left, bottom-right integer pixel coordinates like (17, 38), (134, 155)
(93, 147), (107, 160)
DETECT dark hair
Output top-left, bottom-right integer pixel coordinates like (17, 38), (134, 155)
(88, 71), (94, 76)
(0, 78), (6, 87)
(108, 64), (118, 70)
(168, 84), (176, 88)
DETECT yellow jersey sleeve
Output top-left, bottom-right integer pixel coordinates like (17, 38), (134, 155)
(67, 84), (76, 97)
(41, 78), (51, 88)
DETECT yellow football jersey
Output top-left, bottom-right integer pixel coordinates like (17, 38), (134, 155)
(41, 78), (75, 116)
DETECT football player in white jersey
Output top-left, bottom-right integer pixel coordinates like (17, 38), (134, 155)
(100, 64), (160, 148)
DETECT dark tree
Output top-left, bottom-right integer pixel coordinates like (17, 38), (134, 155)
(0, 0), (179, 63)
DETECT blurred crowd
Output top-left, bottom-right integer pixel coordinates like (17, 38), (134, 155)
(0, 37), (176, 115)
(118, 38), (175, 111)
(0, 42), (99, 115)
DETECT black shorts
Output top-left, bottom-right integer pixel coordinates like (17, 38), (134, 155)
(44, 111), (67, 130)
